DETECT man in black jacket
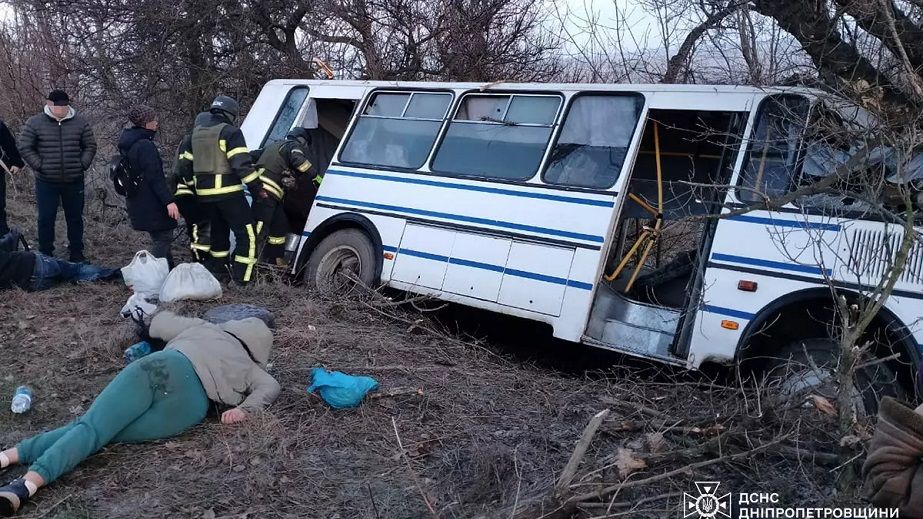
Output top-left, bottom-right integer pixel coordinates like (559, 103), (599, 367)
(183, 95), (264, 284)
(0, 118), (25, 236)
(18, 90), (97, 262)
(119, 106), (179, 267)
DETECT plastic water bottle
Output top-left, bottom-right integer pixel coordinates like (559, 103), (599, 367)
(123, 341), (152, 365)
(10, 386), (32, 414)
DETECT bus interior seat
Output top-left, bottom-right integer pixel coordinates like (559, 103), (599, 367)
(545, 146), (626, 187)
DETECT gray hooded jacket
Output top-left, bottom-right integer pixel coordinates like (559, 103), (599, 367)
(18, 106), (97, 183)
(150, 311), (281, 411)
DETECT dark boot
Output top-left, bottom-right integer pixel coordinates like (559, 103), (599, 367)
(0, 479), (30, 516)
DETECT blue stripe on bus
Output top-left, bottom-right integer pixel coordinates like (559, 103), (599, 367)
(326, 169), (616, 207)
(727, 214), (841, 232)
(314, 196), (606, 243)
(703, 305), (755, 320)
(450, 256), (506, 273)
(711, 252), (832, 276)
(400, 248), (593, 290)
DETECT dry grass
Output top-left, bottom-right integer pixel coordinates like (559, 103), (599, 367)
(0, 174), (859, 518)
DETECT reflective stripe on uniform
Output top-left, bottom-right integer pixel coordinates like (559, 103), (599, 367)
(268, 236), (286, 245)
(255, 221), (264, 235)
(261, 176), (281, 191)
(261, 177), (284, 198)
(180, 151), (194, 161)
(263, 184), (283, 199)
(235, 223), (257, 282)
(211, 250), (230, 258)
(175, 186), (194, 196)
(296, 161), (311, 173)
(227, 147), (249, 158)
(195, 184), (243, 196)
(218, 139), (227, 152)
(192, 224), (209, 252)
(240, 169), (261, 184)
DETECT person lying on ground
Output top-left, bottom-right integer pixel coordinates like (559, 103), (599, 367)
(862, 396), (923, 517)
(0, 247), (119, 291)
(0, 310), (281, 516)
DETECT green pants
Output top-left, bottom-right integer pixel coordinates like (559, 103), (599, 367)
(16, 350), (208, 483)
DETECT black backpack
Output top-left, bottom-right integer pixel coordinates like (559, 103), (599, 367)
(0, 228), (29, 253)
(109, 150), (143, 197)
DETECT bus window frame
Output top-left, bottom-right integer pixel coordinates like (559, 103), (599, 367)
(259, 85), (311, 148)
(427, 89), (565, 183)
(335, 87), (456, 172)
(732, 93), (811, 206)
(540, 91), (645, 191)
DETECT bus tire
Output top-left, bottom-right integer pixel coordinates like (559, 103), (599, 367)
(766, 338), (902, 418)
(305, 229), (377, 294)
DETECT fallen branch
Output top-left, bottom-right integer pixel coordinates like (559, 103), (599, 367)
(369, 387), (425, 399)
(535, 436), (789, 519)
(577, 491), (684, 512)
(770, 445), (840, 467)
(556, 409), (611, 495)
(392, 416), (440, 518)
(33, 494), (74, 519)
(600, 397), (668, 420)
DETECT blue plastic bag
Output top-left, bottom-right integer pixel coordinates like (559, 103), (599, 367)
(307, 367), (379, 409)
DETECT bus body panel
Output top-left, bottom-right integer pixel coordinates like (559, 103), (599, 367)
(239, 79), (923, 377)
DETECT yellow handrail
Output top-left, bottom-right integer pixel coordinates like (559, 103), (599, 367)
(604, 121), (666, 291)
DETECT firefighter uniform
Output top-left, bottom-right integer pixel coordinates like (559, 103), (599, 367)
(173, 114), (212, 261)
(252, 130), (320, 264)
(185, 97), (262, 284)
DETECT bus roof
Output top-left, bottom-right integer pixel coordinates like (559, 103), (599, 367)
(261, 78), (826, 98)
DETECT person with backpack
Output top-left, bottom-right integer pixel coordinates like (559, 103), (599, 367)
(0, 310), (280, 516)
(17, 90), (97, 262)
(0, 118), (25, 237)
(117, 106), (179, 267)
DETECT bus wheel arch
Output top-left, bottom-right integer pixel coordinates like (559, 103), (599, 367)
(297, 214), (384, 291)
(736, 287), (919, 400)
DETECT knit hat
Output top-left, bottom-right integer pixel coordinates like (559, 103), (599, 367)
(47, 90), (69, 106)
(127, 105), (157, 127)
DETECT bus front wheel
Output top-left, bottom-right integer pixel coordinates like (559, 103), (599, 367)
(305, 229), (377, 294)
(766, 338), (902, 418)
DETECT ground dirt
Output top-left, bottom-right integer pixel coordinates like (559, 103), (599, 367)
(0, 175), (865, 518)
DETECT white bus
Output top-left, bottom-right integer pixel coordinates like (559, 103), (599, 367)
(241, 79), (923, 411)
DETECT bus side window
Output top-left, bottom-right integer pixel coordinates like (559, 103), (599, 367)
(261, 86), (310, 147)
(431, 93), (561, 181)
(736, 95), (810, 203)
(543, 94), (642, 189)
(339, 91), (451, 170)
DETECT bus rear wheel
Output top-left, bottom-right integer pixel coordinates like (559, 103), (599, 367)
(766, 338), (902, 419)
(306, 229), (377, 294)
